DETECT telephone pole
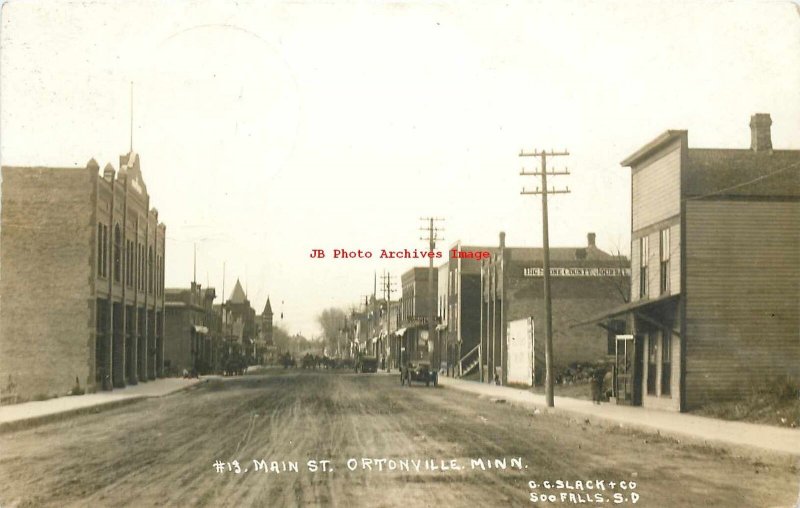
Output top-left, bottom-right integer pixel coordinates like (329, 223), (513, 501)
(381, 271), (397, 371)
(519, 149), (570, 407)
(419, 217), (444, 367)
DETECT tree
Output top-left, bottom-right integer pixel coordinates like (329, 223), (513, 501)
(317, 307), (348, 355)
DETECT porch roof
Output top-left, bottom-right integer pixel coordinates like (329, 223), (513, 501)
(571, 293), (679, 328)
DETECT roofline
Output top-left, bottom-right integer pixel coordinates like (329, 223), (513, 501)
(620, 130), (686, 167)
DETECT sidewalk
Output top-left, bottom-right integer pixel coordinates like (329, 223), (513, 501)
(0, 377), (202, 432)
(439, 376), (800, 457)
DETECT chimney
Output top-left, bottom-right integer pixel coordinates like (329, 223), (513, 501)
(499, 231), (506, 248)
(587, 232), (596, 247)
(749, 113), (772, 152)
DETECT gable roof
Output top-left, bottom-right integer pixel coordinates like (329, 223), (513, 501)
(620, 130), (686, 167)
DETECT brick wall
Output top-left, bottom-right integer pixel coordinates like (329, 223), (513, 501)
(164, 306), (192, 374)
(0, 167), (95, 400)
(505, 276), (627, 383)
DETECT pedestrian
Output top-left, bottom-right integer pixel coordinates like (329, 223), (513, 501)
(590, 368), (604, 405)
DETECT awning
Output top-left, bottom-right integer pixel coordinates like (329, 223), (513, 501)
(571, 294), (680, 332)
(192, 325), (209, 334)
(394, 327), (407, 337)
(435, 323), (448, 331)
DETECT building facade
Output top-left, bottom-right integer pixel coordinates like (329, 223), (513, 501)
(438, 242), (489, 377)
(0, 152), (166, 401)
(481, 232), (630, 386)
(591, 113), (800, 412)
(397, 267), (438, 367)
(164, 283), (218, 375)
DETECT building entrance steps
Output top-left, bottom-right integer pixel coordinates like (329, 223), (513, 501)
(439, 376), (800, 457)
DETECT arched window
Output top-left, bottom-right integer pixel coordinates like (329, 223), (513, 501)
(148, 247), (154, 293)
(126, 240), (133, 287)
(113, 225), (122, 283)
(97, 223), (103, 276)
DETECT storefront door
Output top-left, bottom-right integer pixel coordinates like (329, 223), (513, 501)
(615, 334), (643, 405)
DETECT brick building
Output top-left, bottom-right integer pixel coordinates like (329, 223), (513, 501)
(222, 279), (256, 344)
(164, 283), (218, 375)
(396, 267), (438, 367)
(437, 242), (490, 377)
(481, 232), (629, 386)
(0, 152), (166, 401)
(260, 297), (274, 345)
(587, 113), (800, 411)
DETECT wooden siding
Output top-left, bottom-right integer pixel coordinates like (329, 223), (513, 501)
(684, 200), (800, 409)
(632, 142), (681, 231)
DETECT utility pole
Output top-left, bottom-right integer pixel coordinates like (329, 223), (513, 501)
(359, 294), (371, 358)
(381, 271), (397, 371)
(419, 217), (444, 367)
(519, 149), (570, 407)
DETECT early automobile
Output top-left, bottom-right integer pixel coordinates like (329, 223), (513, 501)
(400, 360), (438, 387)
(355, 355), (378, 373)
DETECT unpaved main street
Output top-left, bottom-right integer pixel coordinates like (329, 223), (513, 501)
(1, 370), (797, 507)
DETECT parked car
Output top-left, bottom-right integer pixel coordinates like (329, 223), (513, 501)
(401, 361), (437, 387)
(355, 355), (378, 373)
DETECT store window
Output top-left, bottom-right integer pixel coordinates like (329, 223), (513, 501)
(647, 332), (657, 395)
(661, 330), (672, 396)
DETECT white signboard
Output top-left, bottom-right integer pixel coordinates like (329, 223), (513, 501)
(523, 267), (631, 277)
(506, 317), (533, 387)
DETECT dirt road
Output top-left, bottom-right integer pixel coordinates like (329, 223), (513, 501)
(1, 370), (797, 507)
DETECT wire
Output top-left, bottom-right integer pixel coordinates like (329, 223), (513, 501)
(685, 160), (800, 201)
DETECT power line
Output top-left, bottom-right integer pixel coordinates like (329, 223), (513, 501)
(684, 161), (800, 201)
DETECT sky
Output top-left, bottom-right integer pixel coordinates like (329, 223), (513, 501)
(2, 0), (799, 337)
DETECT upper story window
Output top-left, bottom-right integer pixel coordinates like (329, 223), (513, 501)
(97, 223), (103, 276)
(148, 247), (154, 294)
(138, 243), (144, 291)
(639, 236), (649, 298)
(126, 240), (134, 287)
(113, 225), (122, 283)
(97, 223), (108, 278)
(659, 228), (670, 294)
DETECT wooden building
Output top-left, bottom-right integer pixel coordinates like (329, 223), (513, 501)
(587, 113), (800, 411)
